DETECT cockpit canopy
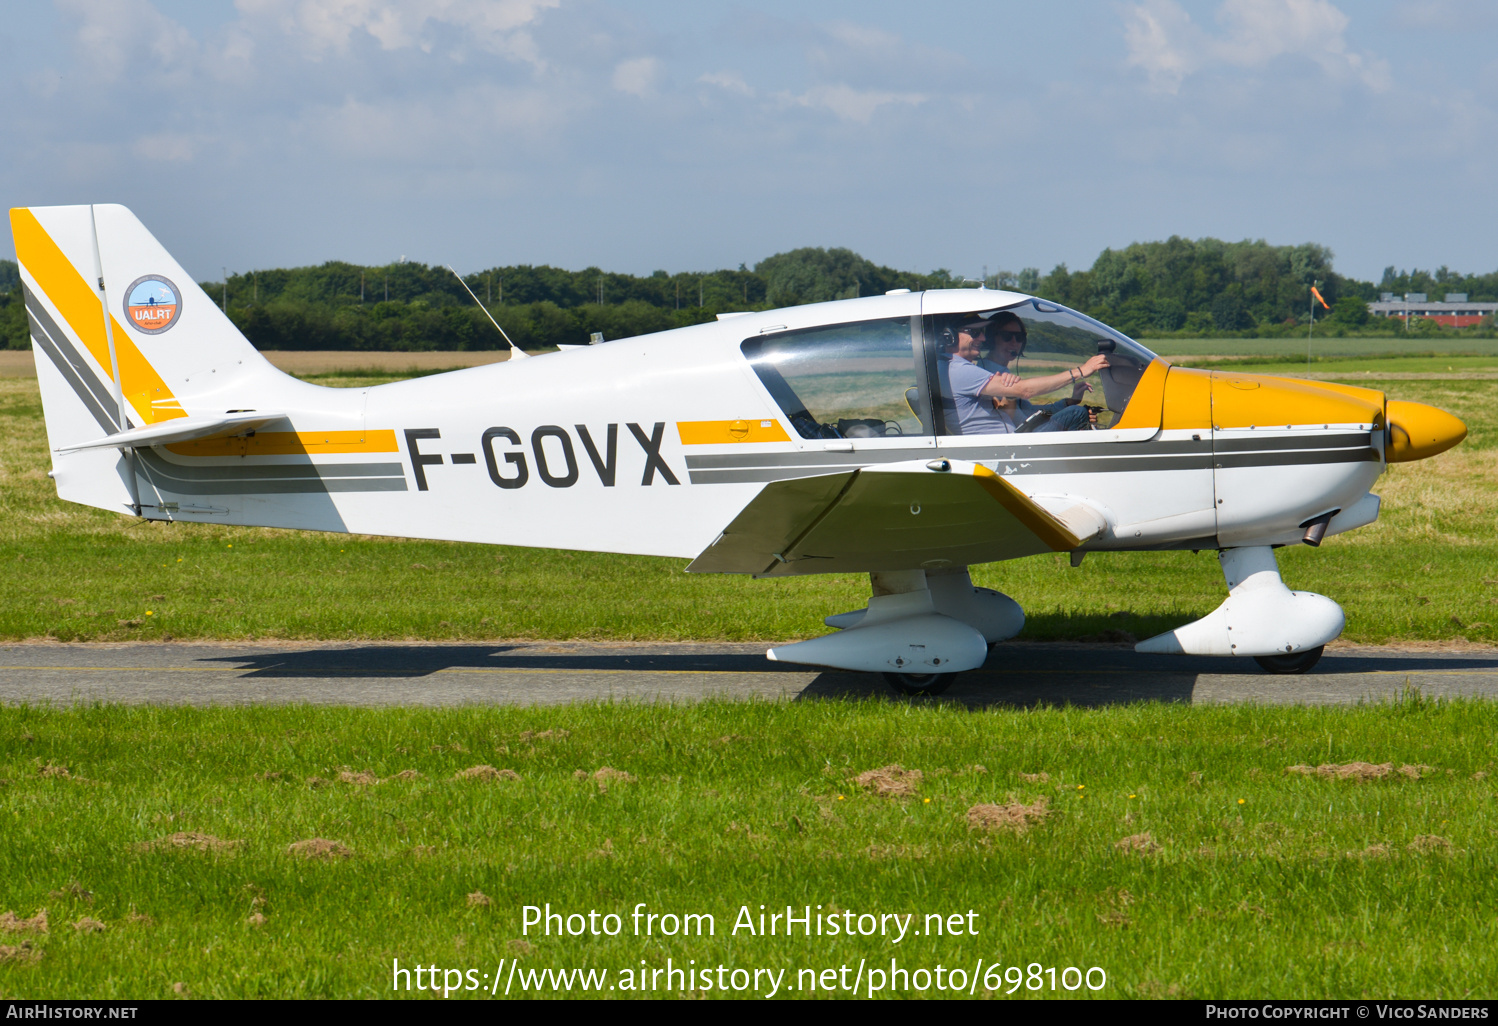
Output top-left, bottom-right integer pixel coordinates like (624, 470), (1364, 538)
(741, 296), (1160, 439)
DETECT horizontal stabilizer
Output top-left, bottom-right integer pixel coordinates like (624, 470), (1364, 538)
(59, 411), (287, 453)
(689, 459), (1098, 576)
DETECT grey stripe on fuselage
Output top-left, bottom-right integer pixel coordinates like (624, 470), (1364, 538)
(1213, 433), (1373, 453)
(138, 450), (409, 495)
(1215, 447), (1380, 470)
(25, 291), (124, 434)
(684, 432), (1377, 485)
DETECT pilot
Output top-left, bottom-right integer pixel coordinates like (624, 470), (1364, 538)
(938, 317), (1018, 434)
(940, 314), (1108, 434)
(983, 311), (1103, 432)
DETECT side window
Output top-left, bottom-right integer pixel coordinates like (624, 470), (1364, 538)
(742, 317), (928, 439)
(925, 300), (1158, 436)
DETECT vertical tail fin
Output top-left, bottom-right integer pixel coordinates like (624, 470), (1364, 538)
(11, 203), (281, 513)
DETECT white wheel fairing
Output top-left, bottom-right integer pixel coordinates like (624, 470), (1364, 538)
(1137, 547), (1345, 657)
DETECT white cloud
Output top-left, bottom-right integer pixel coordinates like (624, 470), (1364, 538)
(698, 71), (754, 97)
(302, 86), (567, 162)
(612, 56), (661, 98)
(1393, 1), (1498, 30)
(807, 19), (963, 90)
(1124, 0), (1389, 93)
(233, 0), (559, 64)
(131, 133), (196, 162)
(1122, 0), (1198, 92)
(821, 21), (904, 54)
(56, 0), (196, 81)
(782, 83), (926, 124)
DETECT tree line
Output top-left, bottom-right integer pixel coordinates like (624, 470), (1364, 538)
(1, 239), (1494, 352)
(194, 247), (949, 352)
(0, 259), (23, 350)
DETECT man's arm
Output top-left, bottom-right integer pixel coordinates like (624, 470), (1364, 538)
(980, 354), (1110, 400)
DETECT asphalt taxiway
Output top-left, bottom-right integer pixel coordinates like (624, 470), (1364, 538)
(0, 641), (1494, 708)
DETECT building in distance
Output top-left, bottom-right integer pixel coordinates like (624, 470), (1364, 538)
(1369, 292), (1496, 327)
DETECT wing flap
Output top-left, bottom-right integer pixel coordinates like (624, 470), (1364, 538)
(688, 459), (1096, 576)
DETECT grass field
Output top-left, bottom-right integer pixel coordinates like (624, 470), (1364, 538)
(1144, 337), (1498, 360)
(0, 363), (1491, 646)
(0, 350), (510, 379)
(1, 698), (1495, 999)
(1170, 354), (1498, 375)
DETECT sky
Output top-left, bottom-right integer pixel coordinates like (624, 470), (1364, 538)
(1, 0), (1494, 284)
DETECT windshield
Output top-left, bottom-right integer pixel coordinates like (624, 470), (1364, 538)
(928, 298), (1159, 435)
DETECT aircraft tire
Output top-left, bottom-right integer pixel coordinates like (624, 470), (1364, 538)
(1251, 645), (1325, 675)
(882, 671), (956, 697)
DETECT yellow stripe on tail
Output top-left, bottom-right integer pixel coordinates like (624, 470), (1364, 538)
(10, 208), (184, 424)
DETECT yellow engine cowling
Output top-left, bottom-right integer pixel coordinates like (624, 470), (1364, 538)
(1158, 367), (1465, 466)
(1207, 372), (1385, 431)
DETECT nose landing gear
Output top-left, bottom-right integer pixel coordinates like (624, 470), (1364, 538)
(1136, 546), (1343, 672)
(1252, 645), (1325, 674)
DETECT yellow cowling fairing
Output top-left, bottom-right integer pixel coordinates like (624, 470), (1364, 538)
(1161, 368), (1385, 432)
(1208, 372), (1384, 430)
(1156, 368), (1467, 465)
(1160, 366), (1213, 431)
(1110, 359), (1170, 430)
(1385, 401), (1467, 462)
(1298, 379), (1386, 407)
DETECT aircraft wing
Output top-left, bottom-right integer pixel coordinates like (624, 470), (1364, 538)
(687, 459), (1107, 576)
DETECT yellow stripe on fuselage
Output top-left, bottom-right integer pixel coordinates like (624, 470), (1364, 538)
(10, 208), (184, 425)
(677, 419), (791, 444)
(165, 430), (399, 458)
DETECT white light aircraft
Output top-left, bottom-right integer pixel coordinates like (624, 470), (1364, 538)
(10, 205), (1469, 694)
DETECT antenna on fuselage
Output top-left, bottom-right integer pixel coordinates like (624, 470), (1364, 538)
(447, 264), (527, 360)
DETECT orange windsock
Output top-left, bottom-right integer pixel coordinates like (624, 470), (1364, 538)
(1311, 286), (1330, 310)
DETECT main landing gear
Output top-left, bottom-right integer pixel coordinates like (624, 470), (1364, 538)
(768, 547), (1339, 693)
(766, 567), (1025, 697)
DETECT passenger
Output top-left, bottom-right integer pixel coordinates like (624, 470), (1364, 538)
(939, 314), (1108, 434)
(984, 311), (1103, 432)
(938, 317), (1019, 434)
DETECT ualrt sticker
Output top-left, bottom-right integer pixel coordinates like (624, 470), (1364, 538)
(123, 275), (181, 334)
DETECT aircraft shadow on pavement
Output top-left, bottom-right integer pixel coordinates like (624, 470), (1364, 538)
(193, 643), (1498, 710)
(795, 670), (1204, 709)
(199, 645), (799, 678)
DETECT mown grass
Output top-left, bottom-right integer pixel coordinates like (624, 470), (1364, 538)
(0, 371), (1491, 645)
(1171, 355), (1498, 376)
(0, 699), (1493, 999)
(1145, 337), (1498, 359)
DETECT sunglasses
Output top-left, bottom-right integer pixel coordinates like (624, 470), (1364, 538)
(992, 330), (1027, 343)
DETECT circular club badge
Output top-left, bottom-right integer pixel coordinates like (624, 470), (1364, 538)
(123, 275), (182, 335)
